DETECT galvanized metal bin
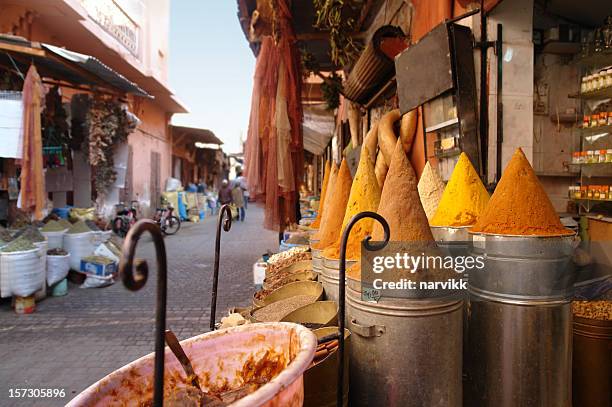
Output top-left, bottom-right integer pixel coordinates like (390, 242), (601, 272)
(303, 327), (350, 407)
(346, 282), (463, 406)
(312, 247), (323, 275)
(321, 256), (356, 302)
(572, 315), (612, 406)
(466, 232), (575, 407)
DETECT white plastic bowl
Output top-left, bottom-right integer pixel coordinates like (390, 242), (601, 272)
(67, 322), (317, 406)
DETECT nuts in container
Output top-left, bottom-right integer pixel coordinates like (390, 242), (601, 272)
(266, 246), (311, 275)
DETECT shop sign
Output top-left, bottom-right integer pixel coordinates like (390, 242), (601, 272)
(79, 0), (140, 56)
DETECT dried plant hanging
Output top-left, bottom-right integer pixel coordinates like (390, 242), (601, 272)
(86, 98), (136, 195)
(313, 0), (363, 67)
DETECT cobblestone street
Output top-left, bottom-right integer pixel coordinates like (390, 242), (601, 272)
(0, 204), (278, 406)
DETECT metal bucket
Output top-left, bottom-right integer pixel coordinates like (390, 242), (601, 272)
(321, 256), (356, 302)
(572, 316), (612, 406)
(303, 327), (350, 407)
(281, 300), (338, 329)
(346, 283), (463, 406)
(466, 232), (575, 407)
(312, 248), (323, 275)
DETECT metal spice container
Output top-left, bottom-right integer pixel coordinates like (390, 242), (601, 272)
(572, 302), (612, 406)
(465, 232), (575, 407)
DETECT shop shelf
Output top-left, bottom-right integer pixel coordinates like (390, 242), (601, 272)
(570, 87), (612, 100)
(576, 50), (612, 68)
(541, 41), (581, 55)
(577, 124), (612, 139)
(570, 198), (612, 213)
(569, 162), (612, 167)
(425, 117), (459, 133)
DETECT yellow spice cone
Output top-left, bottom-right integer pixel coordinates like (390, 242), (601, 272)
(418, 161), (445, 221)
(430, 153), (489, 227)
(349, 141), (434, 281)
(310, 160), (332, 229)
(312, 159), (353, 248)
(323, 146), (381, 260)
(471, 148), (572, 236)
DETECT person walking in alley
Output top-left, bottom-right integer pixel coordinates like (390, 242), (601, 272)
(235, 169), (249, 209)
(218, 179), (233, 206)
(232, 181), (245, 222)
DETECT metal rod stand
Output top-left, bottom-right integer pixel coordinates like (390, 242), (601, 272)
(210, 204), (233, 331)
(337, 211), (390, 407)
(118, 219), (168, 407)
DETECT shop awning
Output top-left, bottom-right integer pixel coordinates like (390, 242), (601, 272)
(302, 103), (335, 155)
(171, 125), (223, 146)
(0, 35), (150, 97)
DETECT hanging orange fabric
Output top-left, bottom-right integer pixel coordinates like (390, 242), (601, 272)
(244, 0), (303, 231)
(19, 65), (45, 220)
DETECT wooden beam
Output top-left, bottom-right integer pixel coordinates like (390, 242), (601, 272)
(0, 41), (45, 57)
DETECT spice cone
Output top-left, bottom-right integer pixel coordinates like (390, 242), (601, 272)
(312, 159), (353, 248)
(310, 160), (332, 229)
(430, 153), (489, 227)
(323, 146), (381, 260)
(349, 141), (435, 281)
(418, 161), (445, 221)
(471, 148), (572, 236)
(373, 140), (434, 242)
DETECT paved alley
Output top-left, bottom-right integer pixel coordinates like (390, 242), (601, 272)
(0, 204), (278, 406)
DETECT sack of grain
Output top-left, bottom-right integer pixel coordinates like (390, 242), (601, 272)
(47, 253), (70, 286)
(1, 248), (44, 298)
(64, 231), (96, 271)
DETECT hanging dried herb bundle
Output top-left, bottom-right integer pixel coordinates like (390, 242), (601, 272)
(86, 99), (136, 194)
(321, 73), (342, 110)
(41, 86), (69, 147)
(313, 0), (362, 66)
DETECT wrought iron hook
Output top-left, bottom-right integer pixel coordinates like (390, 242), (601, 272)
(337, 211), (390, 407)
(210, 204), (233, 331)
(119, 219), (168, 407)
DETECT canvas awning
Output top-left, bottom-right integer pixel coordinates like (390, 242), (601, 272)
(0, 34), (150, 97)
(171, 125), (223, 147)
(302, 103), (334, 155)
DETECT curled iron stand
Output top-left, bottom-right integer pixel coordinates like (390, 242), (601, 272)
(337, 211), (390, 407)
(209, 204), (233, 331)
(119, 219), (168, 407)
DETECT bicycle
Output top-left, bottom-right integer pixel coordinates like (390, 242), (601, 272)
(153, 205), (181, 235)
(112, 201), (139, 237)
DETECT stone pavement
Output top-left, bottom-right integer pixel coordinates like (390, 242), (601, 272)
(0, 204), (278, 406)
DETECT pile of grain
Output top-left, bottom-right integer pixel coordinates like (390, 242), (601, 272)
(0, 236), (36, 253)
(572, 300), (611, 321)
(12, 225), (46, 242)
(67, 220), (92, 234)
(41, 220), (68, 232)
(252, 295), (317, 322)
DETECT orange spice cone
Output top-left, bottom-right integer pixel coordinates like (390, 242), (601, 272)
(471, 148), (572, 236)
(323, 146), (381, 260)
(312, 159), (353, 248)
(310, 160), (332, 229)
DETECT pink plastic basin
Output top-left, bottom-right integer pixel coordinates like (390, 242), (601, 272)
(68, 322), (316, 406)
